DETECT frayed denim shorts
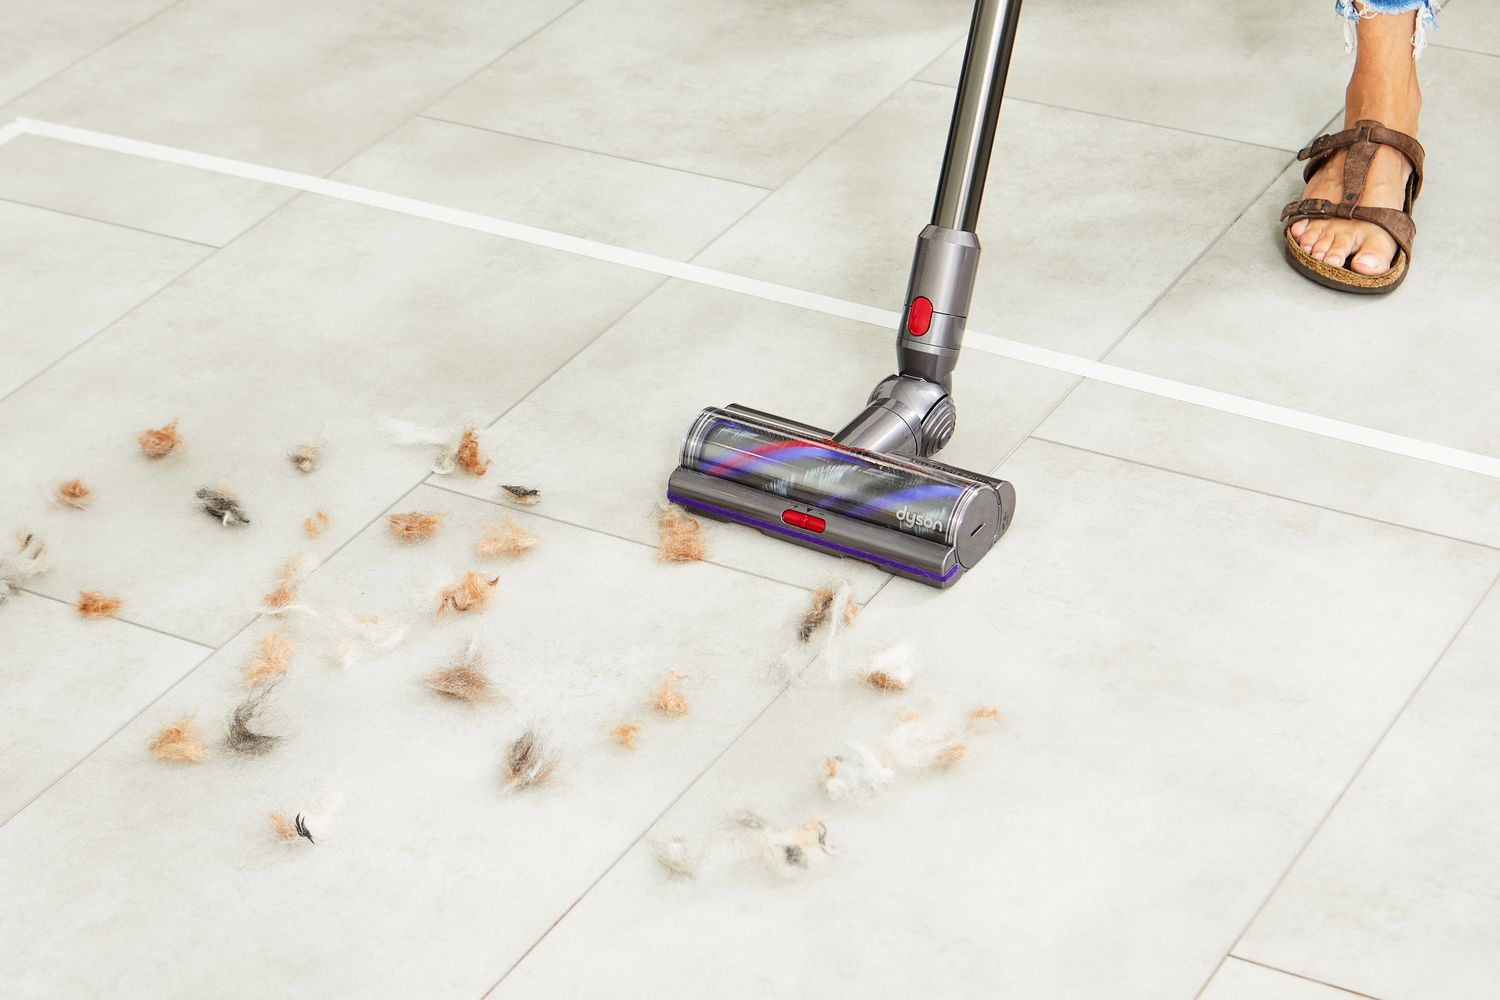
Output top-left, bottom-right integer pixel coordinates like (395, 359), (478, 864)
(1335, 0), (1441, 56)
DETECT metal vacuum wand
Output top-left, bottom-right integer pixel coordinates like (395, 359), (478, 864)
(833, 0), (1023, 457)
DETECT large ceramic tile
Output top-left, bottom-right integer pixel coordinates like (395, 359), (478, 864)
(1200, 959), (1370, 1000)
(916, 0), (1347, 150)
(336, 116), (768, 260)
(493, 441), (1499, 1000)
(5, 0), (577, 174)
(1037, 380), (1500, 548)
(0, 194), (662, 646)
(1433, 1), (1500, 56)
(439, 279), (1078, 599)
(0, 592), (206, 824)
(0, 133), (293, 245)
(1103, 49), (1500, 465)
(0, 0), (174, 106)
(0, 199), (207, 398)
(0, 484), (822, 998)
(698, 83), (1291, 359)
(428, 0), (969, 187)
(1236, 581), (1500, 1000)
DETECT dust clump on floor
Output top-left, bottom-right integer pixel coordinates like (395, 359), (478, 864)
(0, 533), (49, 604)
(504, 728), (559, 790)
(267, 811), (298, 841)
(54, 479), (92, 509)
(387, 511), (444, 542)
(288, 442), (321, 474)
(656, 504), (705, 563)
(425, 638), (497, 704)
(262, 558), (308, 614)
(859, 644), (916, 692)
(243, 629), (293, 687)
(650, 671), (689, 718)
(822, 743), (896, 801)
(499, 484), (540, 506)
(137, 419), (180, 459)
(225, 688), (282, 756)
(75, 591), (122, 620)
(455, 427), (490, 476)
(652, 834), (707, 879)
(610, 720), (642, 750)
(148, 716), (207, 763)
(303, 509), (330, 539)
(435, 571), (498, 616)
(475, 519), (538, 558)
(197, 486), (250, 526)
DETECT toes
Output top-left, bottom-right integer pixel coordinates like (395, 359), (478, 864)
(1325, 231), (1356, 269)
(1310, 227), (1338, 262)
(1290, 219), (1309, 242)
(1297, 220), (1325, 255)
(1350, 231), (1398, 275)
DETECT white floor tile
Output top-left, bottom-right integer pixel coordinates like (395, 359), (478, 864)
(697, 83), (1290, 359)
(917, 0), (1347, 150)
(0, 485), (820, 998)
(1037, 380), (1500, 547)
(437, 279), (1078, 599)
(1236, 580), (1500, 1000)
(493, 441), (1499, 1000)
(0, 0), (173, 106)
(0, 592), (205, 823)
(1433, 1), (1500, 56)
(6, 0), (577, 173)
(0, 200), (207, 398)
(0, 195), (661, 645)
(428, 0), (970, 187)
(335, 116), (768, 260)
(1199, 958), (1370, 1000)
(0, 133), (294, 246)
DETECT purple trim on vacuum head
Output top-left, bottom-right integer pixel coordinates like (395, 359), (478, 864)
(666, 491), (959, 584)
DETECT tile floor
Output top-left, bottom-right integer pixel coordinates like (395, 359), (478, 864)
(1, 1), (1496, 997)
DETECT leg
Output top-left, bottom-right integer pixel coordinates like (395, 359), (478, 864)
(1289, 3), (1422, 275)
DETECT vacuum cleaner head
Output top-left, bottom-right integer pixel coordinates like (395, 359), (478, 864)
(666, 405), (1015, 588)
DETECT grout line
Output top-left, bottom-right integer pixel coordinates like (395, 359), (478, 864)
(0, 194), (219, 248)
(1226, 956), (1386, 1000)
(1192, 569), (1500, 1000)
(13, 117), (1500, 483)
(907, 78), (1300, 155)
(1029, 436), (1500, 551)
(416, 114), (773, 193)
(0, 612), (259, 830)
(15, 586), (217, 649)
(0, 120), (23, 147)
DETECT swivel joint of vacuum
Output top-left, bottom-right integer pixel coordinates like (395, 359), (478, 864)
(898, 224), (980, 390)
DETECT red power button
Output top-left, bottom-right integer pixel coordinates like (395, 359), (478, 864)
(906, 296), (933, 336)
(781, 509), (826, 533)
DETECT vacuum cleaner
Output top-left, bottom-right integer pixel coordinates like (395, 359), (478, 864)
(666, 0), (1023, 589)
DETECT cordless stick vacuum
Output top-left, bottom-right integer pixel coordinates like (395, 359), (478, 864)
(666, 0), (1023, 588)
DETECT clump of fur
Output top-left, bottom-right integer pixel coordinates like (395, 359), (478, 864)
(859, 644), (916, 692)
(138, 419), (180, 459)
(455, 427), (491, 476)
(656, 504), (705, 563)
(0, 532), (48, 604)
(267, 811), (298, 841)
(798, 586), (838, 643)
(328, 613), (409, 668)
(225, 689), (282, 756)
(611, 721), (642, 750)
(652, 834), (707, 880)
(738, 814), (833, 875)
(303, 510), (329, 539)
(147, 716), (206, 763)
(262, 559), (304, 613)
(55, 479), (92, 509)
(425, 638), (496, 704)
(388, 511), (445, 542)
(197, 486), (250, 527)
(475, 520), (538, 559)
(650, 671), (689, 718)
(435, 571), (498, 616)
(499, 484), (541, 506)
(504, 729), (559, 790)
(288, 442), (321, 474)
(822, 743), (897, 801)
(76, 591), (122, 620)
(243, 629), (293, 687)
(887, 706), (1000, 772)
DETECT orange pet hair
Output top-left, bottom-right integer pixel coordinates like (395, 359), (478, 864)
(262, 560), (301, 612)
(75, 591), (121, 620)
(267, 811), (298, 841)
(862, 670), (908, 692)
(650, 671), (689, 718)
(842, 597), (860, 628)
(656, 504), (705, 563)
(137, 419), (180, 458)
(243, 629), (293, 687)
(475, 519), (538, 558)
(504, 729), (559, 790)
(435, 572), (498, 616)
(455, 427), (491, 476)
(798, 586), (835, 642)
(933, 743), (967, 769)
(288, 443), (321, 474)
(968, 706), (1001, 726)
(387, 511), (445, 542)
(611, 721), (642, 750)
(147, 716), (206, 763)
(303, 510), (330, 539)
(55, 479), (92, 509)
(425, 642), (496, 704)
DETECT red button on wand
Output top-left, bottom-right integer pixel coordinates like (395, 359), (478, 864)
(906, 296), (933, 336)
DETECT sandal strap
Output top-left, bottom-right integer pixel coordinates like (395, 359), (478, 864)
(1297, 119), (1425, 205)
(1280, 198), (1417, 256)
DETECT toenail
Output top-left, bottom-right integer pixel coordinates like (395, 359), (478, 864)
(1355, 254), (1384, 269)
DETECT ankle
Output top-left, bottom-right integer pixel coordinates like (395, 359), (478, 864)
(1344, 73), (1421, 132)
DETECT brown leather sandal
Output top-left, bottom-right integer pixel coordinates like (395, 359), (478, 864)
(1280, 118), (1424, 295)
